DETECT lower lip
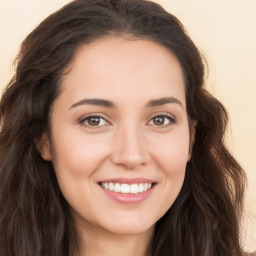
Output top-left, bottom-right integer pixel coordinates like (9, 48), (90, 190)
(100, 185), (155, 204)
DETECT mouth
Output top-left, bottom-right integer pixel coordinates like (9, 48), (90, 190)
(98, 179), (156, 204)
(98, 182), (156, 194)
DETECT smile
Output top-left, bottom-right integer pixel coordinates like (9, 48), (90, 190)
(100, 182), (152, 194)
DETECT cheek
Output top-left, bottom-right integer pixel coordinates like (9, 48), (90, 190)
(50, 132), (110, 210)
(151, 132), (189, 214)
(158, 142), (188, 189)
(163, 144), (189, 173)
(149, 129), (190, 175)
(148, 128), (189, 201)
(55, 138), (105, 176)
(51, 128), (110, 178)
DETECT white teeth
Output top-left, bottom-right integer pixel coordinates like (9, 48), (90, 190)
(130, 184), (138, 194)
(101, 182), (153, 194)
(109, 182), (114, 191)
(138, 183), (144, 193)
(114, 183), (121, 192)
(121, 184), (130, 193)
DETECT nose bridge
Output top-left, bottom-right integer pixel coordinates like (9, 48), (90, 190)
(111, 120), (149, 168)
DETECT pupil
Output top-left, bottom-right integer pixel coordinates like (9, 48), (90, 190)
(154, 116), (164, 125)
(89, 117), (100, 126)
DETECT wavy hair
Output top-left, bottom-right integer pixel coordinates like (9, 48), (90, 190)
(0, 0), (246, 255)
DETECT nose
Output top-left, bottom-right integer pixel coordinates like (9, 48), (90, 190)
(110, 124), (150, 169)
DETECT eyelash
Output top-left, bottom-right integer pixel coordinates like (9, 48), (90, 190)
(79, 113), (176, 128)
(79, 114), (110, 128)
(148, 113), (176, 127)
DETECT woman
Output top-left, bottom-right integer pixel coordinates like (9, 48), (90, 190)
(0, 0), (248, 255)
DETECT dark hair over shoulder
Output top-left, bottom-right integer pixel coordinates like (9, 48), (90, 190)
(0, 0), (246, 255)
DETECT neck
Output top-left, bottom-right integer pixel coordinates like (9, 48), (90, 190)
(75, 220), (154, 256)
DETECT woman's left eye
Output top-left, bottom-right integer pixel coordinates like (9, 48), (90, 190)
(148, 115), (175, 126)
(80, 116), (108, 127)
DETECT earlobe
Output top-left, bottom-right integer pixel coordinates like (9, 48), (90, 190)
(36, 133), (52, 161)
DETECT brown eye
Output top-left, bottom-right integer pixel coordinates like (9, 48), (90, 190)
(80, 116), (108, 127)
(152, 116), (165, 125)
(87, 117), (101, 126)
(149, 114), (175, 126)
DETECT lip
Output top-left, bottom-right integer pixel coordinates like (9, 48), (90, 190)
(98, 177), (157, 204)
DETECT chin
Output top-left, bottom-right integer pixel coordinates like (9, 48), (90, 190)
(100, 214), (157, 236)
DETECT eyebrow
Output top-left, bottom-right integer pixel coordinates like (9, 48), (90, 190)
(70, 98), (115, 109)
(69, 96), (183, 109)
(146, 97), (183, 109)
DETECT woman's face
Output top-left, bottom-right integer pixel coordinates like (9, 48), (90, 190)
(41, 36), (193, 237)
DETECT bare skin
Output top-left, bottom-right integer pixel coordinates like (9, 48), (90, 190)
(77, 221), (153, 256)
(40, 36), (194, 255)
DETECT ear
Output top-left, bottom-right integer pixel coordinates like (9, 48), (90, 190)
(36, 133), (52, 161)
(187, 120), (197, 161)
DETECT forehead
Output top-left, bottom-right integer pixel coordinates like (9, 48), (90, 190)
(59, 36), (186, 108)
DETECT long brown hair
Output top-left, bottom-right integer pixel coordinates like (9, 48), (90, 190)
(0, 0), (246, 255)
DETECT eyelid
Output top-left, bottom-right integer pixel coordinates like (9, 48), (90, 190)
(147, 112), (176, 126)
(77, 112), (176, 128)
(78, 113), (112, 127)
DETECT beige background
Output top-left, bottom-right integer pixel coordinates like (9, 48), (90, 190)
(0, 0), (255, 252)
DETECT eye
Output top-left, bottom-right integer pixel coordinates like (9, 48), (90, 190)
(80, 115), (109, 127)
(148, 114), (175, 126)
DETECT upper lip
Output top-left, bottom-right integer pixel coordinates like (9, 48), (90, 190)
(98, 177), (156, 184)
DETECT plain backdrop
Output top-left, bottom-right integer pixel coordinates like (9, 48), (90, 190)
(0, 0), (255, 252)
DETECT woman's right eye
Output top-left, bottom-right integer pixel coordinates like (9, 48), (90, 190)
(79, 115), (109, 127)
